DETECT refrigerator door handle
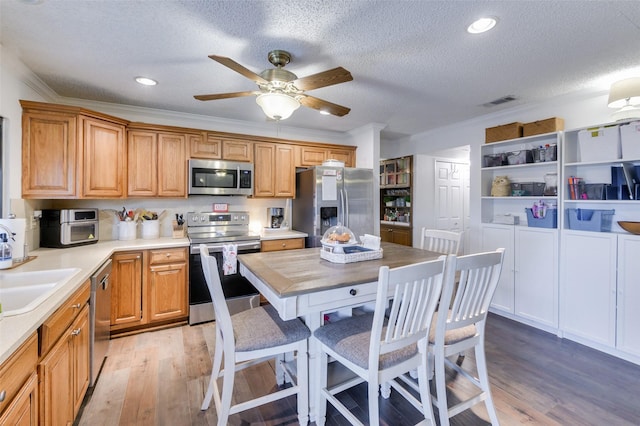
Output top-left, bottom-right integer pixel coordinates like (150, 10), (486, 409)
(341, 188), (349, 228)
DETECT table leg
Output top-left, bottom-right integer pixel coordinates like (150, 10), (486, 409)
(303, 312), (322, 423)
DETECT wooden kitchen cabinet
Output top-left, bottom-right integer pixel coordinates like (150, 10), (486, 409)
(380, 224), (412, 246)
(222, 138), (253, 162)
(38, 282), (90, 426)
(0, 333), (38, 423)
(111, 248), (188, 335)
(21, 100), (128, 199)
(191, 134), (254, 162)
(0, 371), (38, 426)
(295, 145), (355, 167)
(261, 238), (305, 252)
(147, 248), (188, 323)
(80, 116), (127, 198)
(189, 133), (220, 159)
(110, 251), (144, 329)
(127, 127), (187, 198)
(254, 142), (295, 198)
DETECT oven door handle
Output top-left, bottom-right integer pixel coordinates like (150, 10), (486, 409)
(190, 241), (261, 254)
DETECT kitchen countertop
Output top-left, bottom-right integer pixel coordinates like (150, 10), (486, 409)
(259, 229), (307, 240)
(0, 237), (189, 365)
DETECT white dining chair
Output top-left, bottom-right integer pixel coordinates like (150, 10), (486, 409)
(313, 257), (446, 426)
(428, 248), (505, 426)
(420, 228), (463, 255)
(198, 244), (311, 426)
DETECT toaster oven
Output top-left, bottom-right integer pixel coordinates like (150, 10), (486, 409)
(40, 209), (99, 248)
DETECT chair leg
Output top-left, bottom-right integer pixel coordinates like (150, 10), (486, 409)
(217, 355), (236, 426)
(475, 342), (499, 425)
(201, 330), (224, 411)
(380, 381), (391, 399)
(417, 360), (437, 425)
(296, 343), (309, 426)
(434, 350), (450, 426)
(316, 350), (328, 426)
(368, 379), (380, 426)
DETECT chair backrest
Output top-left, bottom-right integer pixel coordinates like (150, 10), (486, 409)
(199, 244), (234, 344)
(369, 256), (446, 370)
(420, 228), (463, 255)
(436, 249), (505, 338)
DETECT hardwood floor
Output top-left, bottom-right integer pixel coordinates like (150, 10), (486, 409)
(78, 314), (640, 425)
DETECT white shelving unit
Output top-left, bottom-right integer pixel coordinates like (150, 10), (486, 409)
(481, 132), (562, 226)
(562, 120), (640, 233)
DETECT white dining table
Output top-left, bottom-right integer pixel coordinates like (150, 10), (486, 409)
(238, 242), (441, 423)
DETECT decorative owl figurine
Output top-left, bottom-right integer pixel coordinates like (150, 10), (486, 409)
(491, 176), (511, 197)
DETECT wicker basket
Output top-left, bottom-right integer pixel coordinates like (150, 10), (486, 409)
(491, 176), (511, 197)
(320, 246), (383, 264)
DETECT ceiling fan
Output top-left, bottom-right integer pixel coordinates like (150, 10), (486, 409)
(194, 50), (353, 120)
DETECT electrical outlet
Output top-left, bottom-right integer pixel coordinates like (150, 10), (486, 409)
(30, 216), (38, 230)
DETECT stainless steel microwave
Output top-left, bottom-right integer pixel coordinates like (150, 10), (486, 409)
(188, 159), (254, 196)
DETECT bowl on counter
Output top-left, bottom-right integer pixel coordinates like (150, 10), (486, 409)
(618, 221), (640, 235)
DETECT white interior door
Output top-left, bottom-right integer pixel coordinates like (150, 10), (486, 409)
(434, 160), (466, 232)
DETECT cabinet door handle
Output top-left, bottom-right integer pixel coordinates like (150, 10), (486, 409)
(0, 389), (6, 403)
(166, 253), (171, 257)
(71, 303), (82, 309)
(71, 328), (81, 336)
(282, 243), (286, 247)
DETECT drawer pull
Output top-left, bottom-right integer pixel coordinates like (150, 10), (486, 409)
(282, 243), (286, 247)
(166, 253), (171, 257)
(71, 303), (82, 309)
(71, 328), (81, 336)
(349, 289), (357, 296)
(0, 389), (6, 403)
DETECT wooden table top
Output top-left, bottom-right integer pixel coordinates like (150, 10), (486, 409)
(238, 242), (443, 298)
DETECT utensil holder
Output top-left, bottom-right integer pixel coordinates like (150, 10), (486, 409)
(118, 221), (137, 240)
(172, 221), (185, 238)
(141, 220), (160, 239)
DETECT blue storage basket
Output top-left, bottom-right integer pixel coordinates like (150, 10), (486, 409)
(525, 208), (557, 228)
(566, 208), (615, 232)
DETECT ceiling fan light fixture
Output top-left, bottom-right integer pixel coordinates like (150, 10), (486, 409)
(135, 76), (158, 86)
(319, 110), (331, 116)
(256, 93), (300, 120)
(467, 17), (497, 34)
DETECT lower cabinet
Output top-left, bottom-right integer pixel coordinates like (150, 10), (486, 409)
(380, 224), (412, 246)
(260, 238), (305, 252)
(481, 224), (558, 330)
(38, 281), (90, 426)
(561, 231), (640, 359)
(111, 247), (188, 335)
(0, 333), (38, 425)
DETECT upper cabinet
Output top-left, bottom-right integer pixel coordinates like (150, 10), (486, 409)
(254, 142), (295, 198)
(379, 156), (413, 245)
(127, 123), (189, 198)
(189, 133), (253, 162)
(295, 144), (355, 168)
(21, 100), (128, 199)
(21, 101), (357, 199)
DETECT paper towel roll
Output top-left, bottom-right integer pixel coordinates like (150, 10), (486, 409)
(0, 219), (27, 260)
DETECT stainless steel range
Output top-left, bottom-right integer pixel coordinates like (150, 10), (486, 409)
(187, 211), (261, 325)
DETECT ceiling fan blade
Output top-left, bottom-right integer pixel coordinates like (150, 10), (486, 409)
(299, 95), (351, 117)
(194, 91), (257, 101)
(208, 55), (269, 85)
(294, 67), (353, 91)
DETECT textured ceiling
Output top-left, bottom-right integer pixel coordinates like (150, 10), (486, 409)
(2, 0), (640, 139)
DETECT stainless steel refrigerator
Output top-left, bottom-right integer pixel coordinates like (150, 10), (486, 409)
(293, 166), (374, 247)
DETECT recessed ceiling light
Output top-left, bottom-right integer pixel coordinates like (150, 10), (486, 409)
(135, 77), (157, 86)
(467, 17), (498, 34)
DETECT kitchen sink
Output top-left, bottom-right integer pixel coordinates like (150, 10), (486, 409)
(0, 268), (82, 316)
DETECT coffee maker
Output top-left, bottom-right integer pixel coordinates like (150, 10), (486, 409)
(266, 208), (284, 229)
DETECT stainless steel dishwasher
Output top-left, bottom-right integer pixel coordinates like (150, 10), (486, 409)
(90, 259), (112, 387)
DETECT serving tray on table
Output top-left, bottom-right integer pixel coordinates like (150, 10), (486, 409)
(320, 245), (383, 264)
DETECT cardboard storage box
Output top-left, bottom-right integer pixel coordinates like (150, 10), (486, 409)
(485, 122), (523, 143)
(523, 117), (565, 136)
(578, 126), (621, 162)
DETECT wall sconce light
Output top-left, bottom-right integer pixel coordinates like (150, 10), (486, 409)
(256, 92), (300, 121)
(608, 77), (640, 121)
